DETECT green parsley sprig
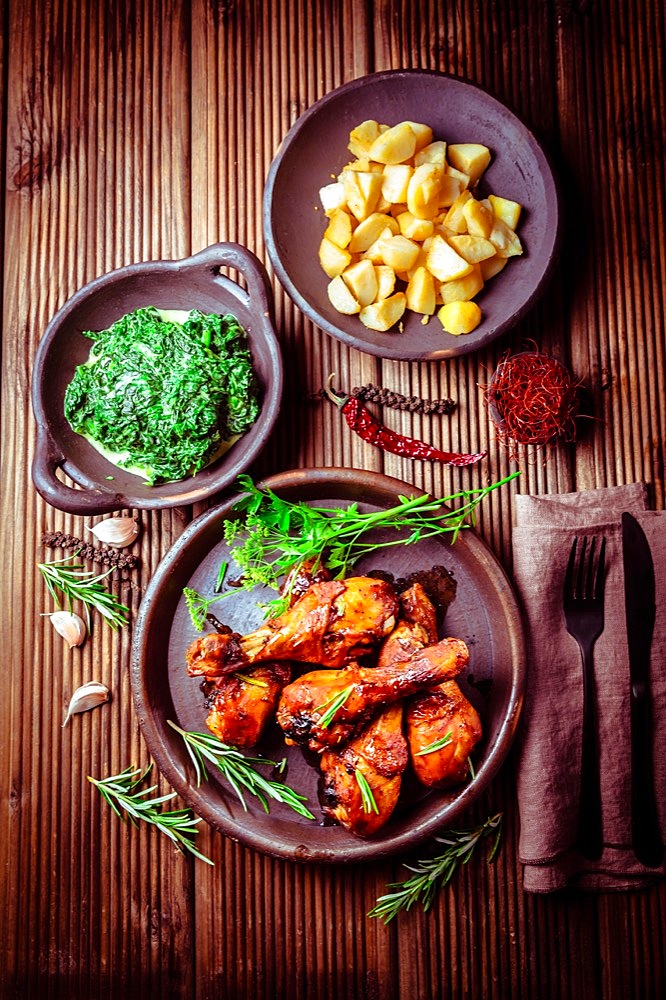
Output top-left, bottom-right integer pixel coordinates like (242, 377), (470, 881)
(88, 764), (212, 864)
(368, 812), (503, 923)
(168, 720), (315, 820)
(222, 472), (519, 615)
(38, 552), (130, 632)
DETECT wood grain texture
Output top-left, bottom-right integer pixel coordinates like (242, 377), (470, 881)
(0, 0), (665, 997)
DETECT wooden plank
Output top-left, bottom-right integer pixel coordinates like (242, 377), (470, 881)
(0, 0), (195, 995)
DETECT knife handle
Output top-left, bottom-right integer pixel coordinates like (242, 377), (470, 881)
(631, 683), (664, 867)
(576, 638), (604, 860)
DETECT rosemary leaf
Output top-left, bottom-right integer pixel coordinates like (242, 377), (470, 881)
(88, 764), (212, 865)
(38, 552), (130, 632)
(414, 731), (453, 756)
(168, 720), (316, 820)
(316, 684), (354, 729)
(368, 813), (503, 923)
(355, 769), (379, 815)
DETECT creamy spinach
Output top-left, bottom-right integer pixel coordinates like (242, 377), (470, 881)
(64, 306), (260, 485)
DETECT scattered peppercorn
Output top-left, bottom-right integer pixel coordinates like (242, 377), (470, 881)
(41, 531), (140, 574)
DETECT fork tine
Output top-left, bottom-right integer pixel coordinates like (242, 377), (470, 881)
(594, 537), (606, 600)
(575, 536), (588, 600)
(584, 536), (596, 599)
(564, 536), (578, 598)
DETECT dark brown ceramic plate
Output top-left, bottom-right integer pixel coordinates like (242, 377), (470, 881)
(31, 243), (282, 514)
(131, 467), (525, 863)
(263, 70), (562, 361)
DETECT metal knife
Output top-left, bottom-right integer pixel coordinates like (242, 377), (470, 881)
(622, 512), (663, 867)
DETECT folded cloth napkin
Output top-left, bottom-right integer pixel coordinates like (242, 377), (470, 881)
(512, 483), (666, 892)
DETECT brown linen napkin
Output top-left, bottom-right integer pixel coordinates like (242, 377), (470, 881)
(512, 483), (666, 892)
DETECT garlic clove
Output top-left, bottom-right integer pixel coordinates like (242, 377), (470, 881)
(88, 517), (140, 548)
(62, 681), (111, 727)
(48, 610), (87, 648)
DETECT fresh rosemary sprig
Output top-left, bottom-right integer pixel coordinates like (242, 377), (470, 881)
(368, 812), (503, 923)
(316, 684), (354, 729)
(356, 769), (379, 814)
(38, 552), (130, 632)
(183, 586), (228, 631)
(88, 764), (212, 865)
(414, 731), (453, 756)
(168, 720), (315, 820)
(223, 472), (519, 615)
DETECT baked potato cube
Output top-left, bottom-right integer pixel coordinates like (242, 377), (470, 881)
(404, 121), (434, 151)
(379, 234), (421, 272)
(348, 120), (384, 157)
(407, 163), (444, 219)
(381, 164), (413, 204)
(324, 208), (354, 249)
(443, 190), (473, 233)
(445, 165), (471, 189)
(405, 248), (429, 279)
(327, 275), (360, 314)
(319, 181), (347, 215)
(462, 198), (494, 239)
(348, 212), (398, 253)
(342, 259), (379, 307)
(406, 266), (436, 314)
(368, 122), (417, 164)
(375, 265), (396, 300)
(447, 143), (491, 184)
(437, 174), (463, 208)
(362, 227), (396, 263)
(480, 255), (508, 280)
(489, 217), (523, 257)
(447, 234), (496, 263)
(439, 264), (484, 304)
(341, 168), (383, 221)
(437, 300), (482, 335)
(396, 211), (435, 241)
(414, 140), (447, 167)
(319, 236), (352, 277)
(425, 234), (473, 281)
(488, 194), (522, 230)
(359, 292), (407, 331)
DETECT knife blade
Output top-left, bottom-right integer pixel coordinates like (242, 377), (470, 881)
(622, 511), (663, 867)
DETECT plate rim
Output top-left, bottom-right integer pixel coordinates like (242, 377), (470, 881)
(130, 466), (526, 862)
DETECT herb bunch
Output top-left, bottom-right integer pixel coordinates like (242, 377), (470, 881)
(88, 764), (212, 864)
(368, 812), (503, 923)
(38, 552), (129, 632)
(223, 472), (519, 614)
(168, 721), (315, 819)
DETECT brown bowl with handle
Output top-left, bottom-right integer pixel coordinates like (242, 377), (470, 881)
(31, 243), (282, 514)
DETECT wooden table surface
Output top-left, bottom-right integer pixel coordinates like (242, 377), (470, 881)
(1, 1), (665, 996)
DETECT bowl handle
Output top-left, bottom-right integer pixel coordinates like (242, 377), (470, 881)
(32, 427), (125, 514)
(180, 242), (274, 317)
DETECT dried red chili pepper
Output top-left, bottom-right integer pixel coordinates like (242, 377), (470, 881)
(324, 377), (486, 467)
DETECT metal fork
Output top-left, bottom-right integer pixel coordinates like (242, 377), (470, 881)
(563, 535), (607, 860)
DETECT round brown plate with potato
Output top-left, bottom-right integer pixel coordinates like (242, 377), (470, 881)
(263, 70), (561, 361)
(131, 468), (525, 863)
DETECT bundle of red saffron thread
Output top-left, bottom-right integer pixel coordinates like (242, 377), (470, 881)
(485, 351), (579, 447)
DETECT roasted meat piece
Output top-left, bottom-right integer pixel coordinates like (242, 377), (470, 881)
(276, 636), (469, 753)
(202, 662), (292, 748)
(320, 702), (408, 837)
(185, 576), (400, 678)
(377, 581), (438, 668)
(406, 680), (482, 788)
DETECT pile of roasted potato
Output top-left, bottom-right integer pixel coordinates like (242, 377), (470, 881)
(317, 119), (523, 335)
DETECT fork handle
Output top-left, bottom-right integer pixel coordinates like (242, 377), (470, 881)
(576, 638), (603, 859)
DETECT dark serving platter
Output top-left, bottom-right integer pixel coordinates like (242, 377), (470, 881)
(130, 468), (526, 863)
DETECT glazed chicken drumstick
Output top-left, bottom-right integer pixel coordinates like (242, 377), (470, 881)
(276, 636), (469, 753)
(186, 576), (399, 678)
(321, 702), (408, 837)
